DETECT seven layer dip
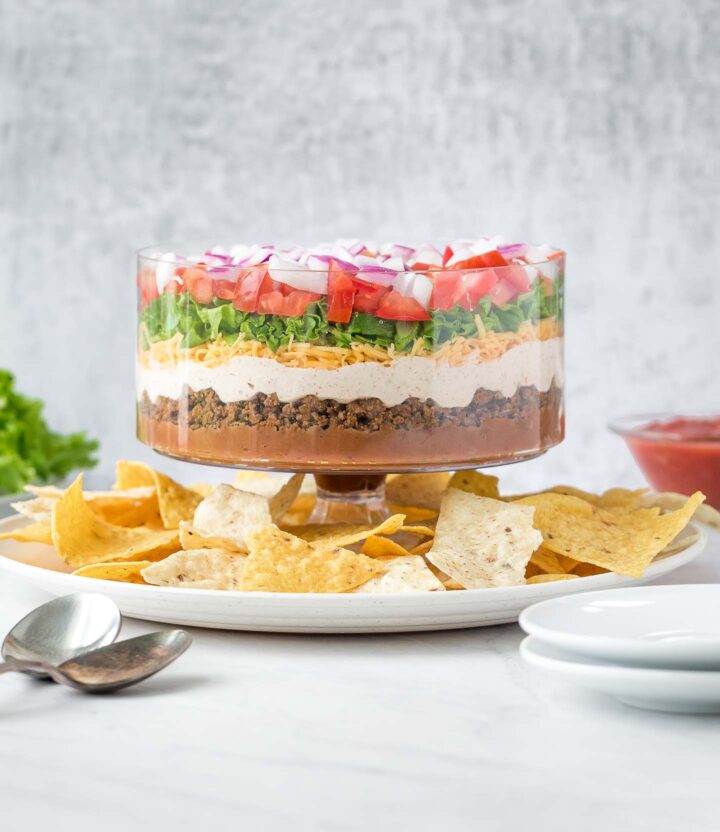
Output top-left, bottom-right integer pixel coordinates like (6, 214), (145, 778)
(136, 237), (565, 471)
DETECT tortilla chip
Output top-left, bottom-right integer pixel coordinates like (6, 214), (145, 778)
(178, 522), (246, 553)
(530, 546), (566, 574)
(283, 493), (316, 526)
(240, 525), (384, 593)
(51, 475), (179, 568)
(385, 473), (450, 509)
(190, 482), (215, 498)
(142, 549), (246, 590)
(267, 474), (305, 522)
(73, 561), (152, 584)
(516, 491), (705, 578)
(0, 522), (53, 545)
(24, 483), (160, 526)
(285, 514), (405, 550)
(571, 562), (608, 577)
(398, 524), (435, 537)
(643, 492), (720, 530)
(10, 496), (55, 524)
(361, 536), (411, 558)
(353, 556), (445, 592)
(387, 504), (438, 523)
(192, 484), (273, 550)
(427, 489), (542, 589)
(448, 470), (500, 499)
(409, 539), (433, 556)
(113, 461), (200, 528)
(526, 573), (580, 584)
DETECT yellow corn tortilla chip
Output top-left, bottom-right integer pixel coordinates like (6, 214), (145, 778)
(515, 491), (705, 578)
(353, 556), (445, 593)
(409, 539), (434, 556)
(571, 562), (608, 577)
(427, 489), (542, 589)
(51, 475), (179, 569)
(73, 561), (152, 584)
(178, 522), (247, 554)
(142, 549), (247, 590)
(284, 514), (405, 550)
(387, 503), (438, 522)
(10, 496), (55, 524)
(530, 546), (566, 574)
(643, 492), (720, 530)
(190, 482), (214, 498)
(0, 522), (53, 545)
(526, 573), (580, 584)
(283, 493), (316, 526)
(657, 530), (700, 557)
(113, 461), (201, 528)
(361, 536), (411, 558)
(398, 524), (435, 537)
(24, 484), (161, 526)
(448, 470), (500, 499)
(240, 525), (384, 593)
(385, 473), (451, 509)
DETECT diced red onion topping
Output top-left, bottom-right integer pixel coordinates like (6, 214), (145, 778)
(268, 254), (329, 293)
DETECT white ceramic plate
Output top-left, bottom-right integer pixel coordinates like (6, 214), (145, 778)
(520, 583), (720, 668)
(0, 517), (706, 633)
(520, 635), (720, 714)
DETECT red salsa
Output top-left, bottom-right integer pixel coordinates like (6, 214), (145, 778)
(623, 417), (720, 509)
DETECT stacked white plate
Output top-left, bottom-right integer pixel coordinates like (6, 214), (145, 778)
(519, 585), (720, 713)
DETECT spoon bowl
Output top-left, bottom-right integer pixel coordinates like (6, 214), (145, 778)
(0, 630), (192, 693)
(2, 593), (121, 676)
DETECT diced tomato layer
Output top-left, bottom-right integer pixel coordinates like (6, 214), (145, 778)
(430, 272), (461, 311)
(410, 262), (441, 272)
(184, 266), (214, 304)
(450, 270), (499, 311)
(212, 279), (237, 301)
(137, 267), (159, 307)
(327, 262), (357, 323)
(282, 290), (321, 317)
(353, 283), (389, 314)
(501, 265), (531, 294)
(453, 251), (509, 271)
(257, 291), (286, 315)
(232, 270), (270, 312)
(442, 245), (453, 266)
(375, 291), (430, 321)
(163, 280), (183, 295)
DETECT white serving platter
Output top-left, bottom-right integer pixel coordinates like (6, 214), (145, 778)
(0, 517), (705, 634)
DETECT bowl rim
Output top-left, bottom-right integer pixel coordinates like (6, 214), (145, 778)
(609, 412), (720, 442)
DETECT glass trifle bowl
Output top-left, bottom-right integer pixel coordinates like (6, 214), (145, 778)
(136, 238), (565, 519)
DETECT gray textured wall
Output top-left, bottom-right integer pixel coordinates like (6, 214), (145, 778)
(1, 0), (718, 489)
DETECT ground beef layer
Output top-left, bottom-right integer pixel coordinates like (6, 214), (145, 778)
(139, 385), (561, 432)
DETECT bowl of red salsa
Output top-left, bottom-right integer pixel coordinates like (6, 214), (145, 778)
(611, 414), (720, 509)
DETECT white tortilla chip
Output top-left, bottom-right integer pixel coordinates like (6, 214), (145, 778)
(268, 474), (305, 523)
(353, 556), (446, 593)
(10, 496), (55, 524)
(643, 492), (720, 530)
(427, 489), (542, 589)
(141, 549), (246, 590)
(190, 476), (304, 551)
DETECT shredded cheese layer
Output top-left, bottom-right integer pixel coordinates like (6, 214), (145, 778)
(138, 318), (561, 371)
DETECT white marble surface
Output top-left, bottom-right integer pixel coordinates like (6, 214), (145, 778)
(2, 531), (720, 831)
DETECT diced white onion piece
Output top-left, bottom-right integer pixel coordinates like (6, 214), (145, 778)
(356, 267), (397, 287)
(268, 254), (328, 293)
(393, 272), (433, 309)
(355, 254), (381, 268)
(407, 245), (443, 267)
(382, 256), (405, 272)
(210, 245), (228, 256)
(229, 244), (250, 260)
(470, 238), (497, 256)
(155, 252), (180, 293)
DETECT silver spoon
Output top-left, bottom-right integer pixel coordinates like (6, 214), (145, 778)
(2, 593), (122, 677)
(0, 630), (192, 693)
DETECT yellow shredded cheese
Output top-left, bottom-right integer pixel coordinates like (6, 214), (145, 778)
(138, 318), (561, 371)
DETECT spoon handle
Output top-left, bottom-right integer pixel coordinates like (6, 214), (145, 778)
(0, 658), (66, 683)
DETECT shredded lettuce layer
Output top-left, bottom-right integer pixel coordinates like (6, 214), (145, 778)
(140, 277), (562, 353)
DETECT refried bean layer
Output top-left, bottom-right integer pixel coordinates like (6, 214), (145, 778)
(137, 385), (563, 471)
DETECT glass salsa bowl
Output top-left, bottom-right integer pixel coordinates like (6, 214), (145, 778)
(135, 239), (565, 503)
